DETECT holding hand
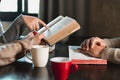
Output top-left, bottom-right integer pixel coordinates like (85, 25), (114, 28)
(79, 37), (106, 58)
(25, 31), (45, 46)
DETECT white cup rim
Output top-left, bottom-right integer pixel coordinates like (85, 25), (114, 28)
(50, 57), (71, 63)
(32, 45), (48, 48)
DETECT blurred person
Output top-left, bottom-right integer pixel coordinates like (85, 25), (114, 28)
(0, 0), (49, 66)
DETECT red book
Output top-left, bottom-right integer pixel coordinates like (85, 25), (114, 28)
(69, 46), (107, 65)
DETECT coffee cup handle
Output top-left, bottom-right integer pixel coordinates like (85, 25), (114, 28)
(69, 64), (79, 74)
(24, 49), (32, 61)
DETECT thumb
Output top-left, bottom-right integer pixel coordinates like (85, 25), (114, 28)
(36, 33), (44, 41)
(31, 34), (45, 45)
(78, 48), (87, 53)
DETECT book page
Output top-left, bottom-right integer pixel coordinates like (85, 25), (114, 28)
(38, 15), (64, 34)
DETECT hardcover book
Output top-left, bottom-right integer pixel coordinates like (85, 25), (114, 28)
(38, 16), (80, 46)
(69, 46), (107, 64)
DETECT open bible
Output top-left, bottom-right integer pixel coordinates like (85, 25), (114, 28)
(38, 16), (80, 46)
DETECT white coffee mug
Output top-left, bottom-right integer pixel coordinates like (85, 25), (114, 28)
(25, 45), (49, 67)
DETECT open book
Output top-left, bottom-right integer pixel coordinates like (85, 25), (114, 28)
(38, 16), (80, 46)
(69, 46), (107, 64)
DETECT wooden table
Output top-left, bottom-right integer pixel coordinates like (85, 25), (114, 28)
(0, 44), (120, 80)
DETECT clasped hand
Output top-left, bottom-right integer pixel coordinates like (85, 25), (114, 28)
(79, 37), (106, 58)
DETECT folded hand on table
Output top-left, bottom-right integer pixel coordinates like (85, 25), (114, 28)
(78, 37), (106, 58)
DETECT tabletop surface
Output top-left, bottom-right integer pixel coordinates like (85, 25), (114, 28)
(0, 44), (120, 80)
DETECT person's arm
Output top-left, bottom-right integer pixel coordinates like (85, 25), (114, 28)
(79, 37), (120, 64)
(104, 37), (120, 48)
(100, 37), (120, 63)
(101, 47), (120, 64)
(0, 14), (49, 43)
(0, 42), (22, 66)
(0, 32), (44, 66)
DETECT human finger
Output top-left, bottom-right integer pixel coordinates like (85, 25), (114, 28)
(84, 39), (90, 50)
(38, 19), (49, 30)
(31, 24), (36, 31)
(37, 33), (44, 40)
(35, 23), (40, 30)
(78, 48), (89, 54)
(89, 38), (96, 48)
(90, 37), (99, 48)
(80, 39), (89, 50)
(34, 33), (44, 44)
(80, 41), (86, 50)
(91, 37), (105, 48)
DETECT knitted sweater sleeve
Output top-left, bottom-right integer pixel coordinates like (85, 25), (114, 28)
(0, 39), (32, 66)
(101, 37), (120, 64)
